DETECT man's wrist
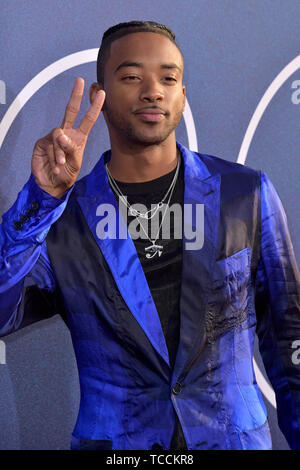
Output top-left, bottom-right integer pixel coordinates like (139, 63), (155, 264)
(39, 186), (72, 200)
(33, 175), (73, 200)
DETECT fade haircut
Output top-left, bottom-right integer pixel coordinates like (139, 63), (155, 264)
(97, 20), (184, 85)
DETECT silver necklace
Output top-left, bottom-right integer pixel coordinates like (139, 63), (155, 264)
(139, 180), (177, 258)
(105, 152), (180, 220)
(105, 153), (181, 259)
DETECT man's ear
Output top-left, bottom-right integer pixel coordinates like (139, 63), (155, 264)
(89, 82), (104, 104)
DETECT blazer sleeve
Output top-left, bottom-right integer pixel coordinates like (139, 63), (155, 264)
(0, 173), (74, 336)
(255, 170), (300, 450)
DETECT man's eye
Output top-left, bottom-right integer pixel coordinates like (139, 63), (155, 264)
(164, 77), (177, 82)
(122, 76), (139, 81)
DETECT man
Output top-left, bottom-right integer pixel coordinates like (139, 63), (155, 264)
(0, 20), (300, 450)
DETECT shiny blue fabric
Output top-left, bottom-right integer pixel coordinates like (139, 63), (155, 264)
(0, 142), (299, 450)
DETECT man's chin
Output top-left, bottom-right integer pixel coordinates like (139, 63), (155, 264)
(127, 130), (174, 146)
(133, 137), (167, 146)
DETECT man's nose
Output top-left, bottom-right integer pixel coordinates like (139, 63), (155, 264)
(139, 78), (164, 102)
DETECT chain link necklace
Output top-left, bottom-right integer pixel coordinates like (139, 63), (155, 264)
(105, 153), (181, 259)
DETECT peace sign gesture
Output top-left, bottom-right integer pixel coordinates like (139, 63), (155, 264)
(32, 77), (105, 198)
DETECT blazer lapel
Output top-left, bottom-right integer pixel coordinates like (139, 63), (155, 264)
(173, 143), (221, 381)
(76, 151), (170, 368)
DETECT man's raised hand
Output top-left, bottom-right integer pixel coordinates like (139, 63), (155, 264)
(32, 77), (105, 198)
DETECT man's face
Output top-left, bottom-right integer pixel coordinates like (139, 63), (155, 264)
(99, 32), (186, 146)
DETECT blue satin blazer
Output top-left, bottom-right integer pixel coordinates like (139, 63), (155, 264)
(0, 142), (300, 450)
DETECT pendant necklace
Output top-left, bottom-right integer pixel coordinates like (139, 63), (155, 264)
(105, 152), (181, 259)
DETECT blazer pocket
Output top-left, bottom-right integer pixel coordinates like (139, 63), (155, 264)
(238, 419), (272, 450)
(207, 247), (252, 340)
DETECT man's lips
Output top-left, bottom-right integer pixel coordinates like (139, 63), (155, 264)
(134, 108), (166, 122)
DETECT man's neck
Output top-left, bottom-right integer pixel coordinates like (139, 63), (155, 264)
(106, 135), (178, 183)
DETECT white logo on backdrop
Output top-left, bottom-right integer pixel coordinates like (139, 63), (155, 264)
(1, 50), (300, 409)
(237, 55), (300, 408)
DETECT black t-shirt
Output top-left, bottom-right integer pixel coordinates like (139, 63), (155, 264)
(110, 150), (187, 450)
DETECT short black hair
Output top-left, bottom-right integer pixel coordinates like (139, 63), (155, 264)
(97, 20), (183, 85)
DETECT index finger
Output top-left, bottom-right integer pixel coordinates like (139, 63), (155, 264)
(61, 77), (84, 129)
(78, 90), (106, 137)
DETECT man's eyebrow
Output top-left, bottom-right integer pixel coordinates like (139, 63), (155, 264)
(160, 63), (182, 73)
(114, 61), (143, 73)
(114, 61), (182, 74)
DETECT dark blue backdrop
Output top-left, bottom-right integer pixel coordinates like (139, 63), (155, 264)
(0, 0), (299, 449)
